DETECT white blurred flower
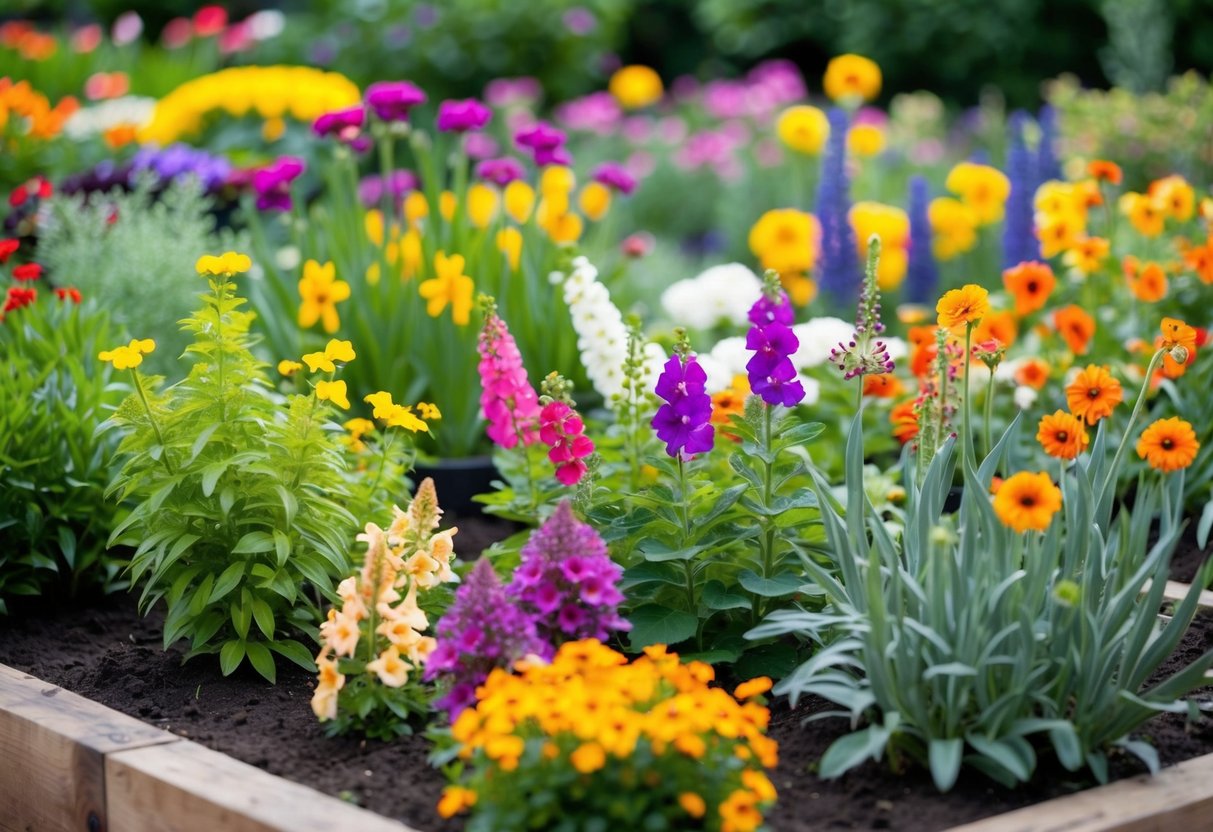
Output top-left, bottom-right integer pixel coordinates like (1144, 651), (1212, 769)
(246, 10), (286, 40)
(1013, 385), (1037, 410)
(707, 336), (750, 377)
(660, 262), (762, 330)
(791, 317), (853, 369)
(884, 337), (908, 362)
(697, 353), (733, 394)
(798, 374), (821, 406)
(994, 356), (1023, 383)
(63, 96), (156, 139)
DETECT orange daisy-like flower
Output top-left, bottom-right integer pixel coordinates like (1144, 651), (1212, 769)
(1037, 410), (1089, 460)
(1062, 237), (1110, 275)
(863, 373), (904, 398)
(1136, 417), (1199, 472)
(1087, 160), (1122, 185)
(1125, 257), (1167, 302)
(907, 325), (939, 378)
(1015, 357), (1051, 390)
(993, 471), (1062, 533)
(1183, 236), (1213, 284)
(1002, 261), (1055, 316)
(973, 309), (1017, 350)
(1065, 365), (1123, 425)
(890, 398), (919, 444)
(1053, 305), (1095, 355)
(936, 284), (990, 329)
(711, 375), (751, 442)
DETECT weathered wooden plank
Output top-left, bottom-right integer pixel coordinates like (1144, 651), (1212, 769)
(0, 663), (177, 832)
(1161, 580), (1213, 610)
(944, 751), (1213, 832)
(106, 739), (421, 832)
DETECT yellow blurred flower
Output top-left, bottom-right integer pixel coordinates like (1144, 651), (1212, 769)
(748, 208), (820, 274)
(405, 191), (430, 228)
(440, 190), (457, 222)
(196, 251), (252, 276)
(776, 105), (829, 155)
(504, 181), (535, 223)
(608, 65), (663, 109)
(298, 259), (350, 334)
(928, 197), (978, 261)
(419, 251), (474, 325)
(847, 124), (885, 157)
(946, 162), (1010, 225)
(278, 359), (303, 376)
(849, 202), (908, 289)
(578, 182), (611, 221)
(496, 227), (523, 270)
(823, 54), (881, 102)
(467, 184), (499, 229)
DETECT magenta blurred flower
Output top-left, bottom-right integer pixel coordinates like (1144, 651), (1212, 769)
(365, 80), (426, 122)
(702, 80), (749, 120)
(464, 132), (499, 160)
(313, 106), (370, 152)
(747, 59), (807, 104)
(161, 18), (192, 49)
(437, 98), (491, 133)
(515, 120), (570, 166)
(592, 162), (636, 195)
(554, 92), (620, 135)
(621, 116), (652, 144)
(357, 170), (418, 208)
(111, 11), (143, 46)
(252, 156), (304, 212)
(562, 7), (597, 35)
(475, 157), (526, 187)
(484, 77), (542, 109)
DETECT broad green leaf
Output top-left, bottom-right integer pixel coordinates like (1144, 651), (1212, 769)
(231, 531), (275, 554)
(218, 639), (246, 676)
(273, 530), (290, 568)
(268, 639), (318, 672)
(209, 561), (246, 604)
(252, 597), (275, 639)
(245, 642), (276, 684)
(737, 569), (804, 598)
(819, 725), (888, 779)
(929, 739), (963, 792)
(702, 580), (751, 611)
(627, 604), (698, 650)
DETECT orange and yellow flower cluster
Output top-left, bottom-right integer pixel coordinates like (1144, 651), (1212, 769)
(0, 77), (78, 142)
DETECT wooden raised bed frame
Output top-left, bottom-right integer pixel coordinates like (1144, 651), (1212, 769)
(3, 579), (1213, 832)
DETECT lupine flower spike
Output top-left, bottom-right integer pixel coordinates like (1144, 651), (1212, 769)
(829, 235), (895, 380)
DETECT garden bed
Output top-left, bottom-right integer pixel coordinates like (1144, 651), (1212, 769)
(4, 587), (1213, 832)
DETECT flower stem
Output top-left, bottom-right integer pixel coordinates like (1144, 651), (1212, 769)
(983, 370), (995, 461)
(131, 370), (174, 475)
(1106, 349), (1165, 486)
(676, 455), (697, 626)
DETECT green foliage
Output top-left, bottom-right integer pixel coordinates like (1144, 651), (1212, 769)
(38, 177), (245, 375)
(0, 298), (126, 612)
(103, 266), (357, 682)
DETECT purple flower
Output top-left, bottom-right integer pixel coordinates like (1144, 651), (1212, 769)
(745, 323), (800, 377)
(652, 354), (715, 458)
(562, 7), (597, 35)
(817, 108), (859, 301)
(751, 359), (805, 408)
(592, 162), (636, 195)
(554, 92), (621, 135)
(464, 132), (499, 160)
(437, 98), (491, 133)
(745, 291), (806, 408)
(747, 293), (794, 327)
(531, 581), (563, 614)
(906, 175), (939, 304)
(515, 120), (569, 166)
(251, 156), (304, 212)
(475, 157), (525, 187)
(484, 77), (542, 109)
(365, 80), (426, 122)
(130, 143), (231, 191)
(313, 106), (370, 152)
(1003, 112), (1040, 270)
(560, 555), (592, 583)
(557, 604), (588, 633)
(357, 169), (418, 208)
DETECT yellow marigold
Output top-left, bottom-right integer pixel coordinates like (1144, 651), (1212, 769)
(945, 162), (1010, 225)
(1136, 417), (1200, 472)
(298, 260), (350, 334)
(733, 677), (773, 700)
(936, 284), (990, 329)
(720, 788), (764, 832)
(823, 54), (881, 102)
(196, 251), (252, 276)
(847, 123), (885, 157)
(776, 105), (829, 155)
(1150, 175), (1195, 221)
(1119, 192), (1165, 237)
(608, 65), (663, 109)
(1062, 237), (1109, 275)
(570, 741), (607, 773)
(993, 471), (1062, 533)
(748, 208), (820, 274)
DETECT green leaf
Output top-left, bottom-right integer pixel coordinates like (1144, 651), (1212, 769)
(231, 531), (275, 554)
(201, 461), (227, 497)
(929, 739), (963, 792)
(820, 724), (889, 779)
(245, 642), (276, 684)
(219, 640), (246, 676)
(268, 639), (318, 672)
(209, 561), (246, 604)
(231, 589), (253, 640)
(702, 580), (752, 611)
(627, 604), (698, 650)
(619, 562), (683, 591)
(734, 641), (800, 680)
(273, 530), (290, 568)
(737, 569), (804, 597)
(57, 525), (78, 570)
(252, 597), (275, 639)
(1198, 499), (1213, 550)
(639, 540), (705, 563)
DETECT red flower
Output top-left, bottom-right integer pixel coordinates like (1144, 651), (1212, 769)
(54, 287), (82, 303)
(12, 263), (42, 281)
(3, 286), (37, 314)
(0, 238), (17, 263)
(192, 5), (228, 37)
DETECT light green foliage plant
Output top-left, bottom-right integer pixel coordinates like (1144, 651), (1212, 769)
(102, 257), (357, 682)
(0, 296), (125, 612)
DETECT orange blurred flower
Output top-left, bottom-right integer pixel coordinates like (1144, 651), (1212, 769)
(890, 398), (919, 444)
(1053, 305), (1095, 355)
(993, 471), (1062, 533)
(1002, 261), (1055, 316)
(1015, 357), (1050, 390)
(1086, 160), (1122, 185)
(863, 373), (904, 398)
(1125, 257), (1167, 302)
(973, 309), (1017, 349)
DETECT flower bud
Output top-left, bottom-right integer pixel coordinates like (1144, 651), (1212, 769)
(1170, 345), (1189, 364)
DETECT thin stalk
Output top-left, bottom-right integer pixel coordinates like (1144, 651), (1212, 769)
(131, 369), (174, 475)
(983, 369), (996, 461)
(1105, 349), (1166, 486)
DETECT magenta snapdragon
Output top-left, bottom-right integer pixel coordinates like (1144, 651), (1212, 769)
(477, 302), (541, 449)
(538, 401), (593, 485)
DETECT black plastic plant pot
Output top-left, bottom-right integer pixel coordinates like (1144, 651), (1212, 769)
(413, 455), (500, 519)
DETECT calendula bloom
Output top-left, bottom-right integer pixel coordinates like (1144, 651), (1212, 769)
(297, 260), (349, 333)
(936, 284), (990, 329)
(437, 787), (478, 819)
(1053, 305), (1095, 354)
(196, 251), (252, 275)
(1063, 237), (1110, 275)
(419, 252), (474, 325)
(1036, 212), (1084, 259)
(1065, 364), (1123, 425)
(608, 65), (663, 109)
(1136, 417), (1200, 472)
(847, 124), (885, 157)
(1037, 410), (1089, 460)
(1015, 357), (1051, 389)
(315, 379), (350, 409)
(823, 53), (881, 102)
(945, 162), (1010, 225)
(1125, 257), (1168, 303)
(890, 398), (919, 444)
(776, 105), (829, 155)
(278, 359), (302, 376)
(1184, 236), (1213, 284)
(711, 375), (751, 441)
(748, 208), (820, 274)
(496, 228), (522, 270)
(1002, 261), (1055, 316)
(1119, 192), (1165, 237)
(993, 471), (1062, 533)
(1150, 175), (1195, 221)
(1087, 160), (1122, 185)
(928, 197), (978, 260)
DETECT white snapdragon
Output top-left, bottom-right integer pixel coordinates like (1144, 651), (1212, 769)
(561, 256), (636, 401)
(659, 263), (763, 330)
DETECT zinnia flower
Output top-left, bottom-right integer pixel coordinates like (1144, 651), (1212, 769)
(1087, 160), (1122, 185)
(993, 471), (1062, 532)
(1002, 261), (1055, 316)
(936, 284), (990, 329)
(1136, 417), (1199, 472)
(12, 263), (42, 281)
(1065, 365), (1123, 425)
(776, 105), (829, 155)
(1037, 410), (1089, 460)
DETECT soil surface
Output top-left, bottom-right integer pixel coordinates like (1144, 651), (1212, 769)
(1170, 522), (1211, 584)
(3, 516), (1213, 831)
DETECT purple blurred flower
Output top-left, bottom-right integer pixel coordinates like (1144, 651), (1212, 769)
(464, 132), (499, 160)
(906, 175), (939, 304)
(652, 354), (714, 458)
(554, 92), (621, 135)
(357, 169), (418, 208)
(437, 98), (491, 133)
(484, 77), (542, 109)
(816, 108), (859, 301)
(1004, 112), (1040, 270)
(563, 7), (597, 34)
(252, 156), (304, 212)
(748, 293), (794, 327)
(313, 106), (370, 152)
(130, 143), (231, 191)
(747, 59), (806, 104)
(514, 120), (569, 166)
(365, 80), (426, 122)
(703, 80), (749, 120)
(592, 162), (636, 195)
(475, 157), (526, 187)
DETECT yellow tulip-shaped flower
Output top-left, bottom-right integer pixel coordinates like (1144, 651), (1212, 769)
(467, 184), (500, 229)
(419, 252), (474, 325)
(298, 260), (350, 334)
(504, 181), (535, 223)
(608, 65), (663, 109)
(315, 379), (350, 409)
(405, 191), (429, 228)
(578, 182), (611, 222)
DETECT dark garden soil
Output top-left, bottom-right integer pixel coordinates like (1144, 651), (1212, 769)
(1169, 521), (1211, 584)
(3, 515), (1213, 831)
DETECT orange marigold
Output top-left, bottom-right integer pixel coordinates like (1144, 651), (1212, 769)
(993, 471), (1063, 533)
(1136, 417), (1200, 472)
(1037, 410), (1089, 460)
(936, 284), (990, 329)
(890, 398), (919, 444)
(1065, 365), (1123, 425)
(1003, 261), (1055, 316)
(1053, 305), (1095, 355)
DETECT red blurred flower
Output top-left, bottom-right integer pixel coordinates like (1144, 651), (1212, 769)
(162, 17), (193, 48)
(3, 286), (36, 313)
(193, 6), (228, 37)
(12, 263), (42, 281)
(0, 239), (17, 263)
(54, 287), (82, 303)
(71, 24), (102, 53)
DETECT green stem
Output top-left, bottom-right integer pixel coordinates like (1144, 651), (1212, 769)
(131, 370), (174, 475)
(214, 278), (227, 424)
(962, 324), (974, 470)
(514, 420), (538, 513)
(367, 429), (397, 508)
(983, 369), (995, 462)
(676, 455), (698, 639)
(1106, 349), (1166, 484)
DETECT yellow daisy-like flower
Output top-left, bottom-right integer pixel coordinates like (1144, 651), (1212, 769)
(419, 252), (474, 325)
(1136, 417), (1200, 472)
(608, 65), (663, 109)
(946, 162), (1010, 225)
(315, 379), (350, 409)
(936, 284), (990, 329)
(298, 259), (350, 334)
(847, 124), (885, 157)
(300, 339), (356, 373)
(196, 251), (252, 276)
(823, 54), (881, 102)
(776, 105), (829, 155)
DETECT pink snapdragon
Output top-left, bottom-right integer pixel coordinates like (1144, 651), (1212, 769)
(477, 304), (540, 448)
(539, 401), (593, 485)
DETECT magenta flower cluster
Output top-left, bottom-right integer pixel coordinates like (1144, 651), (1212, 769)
(515, 120), (570, 166)
(539, 401), (593, 486)
(425, 559), (548, 718)
(477, 309), (541, 449)
(475, 157), (526, 186)
(508, 501), (629, 645)
(312, 106), (370, 152)
(746, 292), (806, 407)
(365, 80), (426, 122)
(652, 353), (714, 458)
(251, 156), (304, 212)
(437, 98), (492, 133)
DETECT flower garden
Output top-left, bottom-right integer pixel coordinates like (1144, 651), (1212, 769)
(3, 4), (1213, 831)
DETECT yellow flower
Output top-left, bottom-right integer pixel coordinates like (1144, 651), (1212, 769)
(467, 184), (499, 229)
(325, 338), (356, 363)
(417, 401), (442, 421)
(776, 105), (829, 155)
(849, 202), (908, 289)
(315, 379), (350, 409)
(608, 65), (663, 109)
(823, 54), (881, 102)
(342, 417), (376, 453)
(541, 165), (576, 195)
(928, 197), (978, 260)
(437, 786), (477, 819)
(365, 645), (411, 687)
(400, 229), (423, 280)
(542, 210), (583, 244)
(504, 181), (535, 223)
(945, 162), (1010, 225)
(405, 191), (429, 228)
(936, 284), (990, 329)
(365, 390), (397, 419)
(496, 227), (523, 271)
(678, 792), (706, 819)
(847, 124), (885, 157)
(298, 260), (350, 334)
(261, 116), (285, 142)
(578, 182), (611, 221)
(98, 337), (155, 370)
(385, 404), (429, 433)
(419, 252), (474, 325)
(440, 190), (457, 222)
(1119, 192), (1165, 237)
(1151, 175), (1195, 221)
(196, 251), (252, 276)
(570, 741), (607, 773)
(278, 359), (302, 376)
(748, 208), (820, 274)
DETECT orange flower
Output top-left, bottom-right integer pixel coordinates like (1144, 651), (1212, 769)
(1184, 237), (1213, 284)
(1002, 261), (1055, 316)
(907, 325), (939, 377)
(973, 309), (1017, 349)
(1037, 214), (1083, 258)
(1062, 237), (1110, 275)
(1159, 317), (1197, 355)
(993, 471), (1062, 533)
(712, 375), (751, 441)
(863, 373), (904, 398)
(1015, 357), (1050, 390)
(1065, 365), (1123, 425)
(1087, 160), (1122, 185)
(1053, 305), (1095, 355)
(1037, 410), (1089, 460)
(1125, 257), (1167, 302)
(936, 284), (990, 329)
(1136, 417), (1200, 472)
(890, 398), (919, 444)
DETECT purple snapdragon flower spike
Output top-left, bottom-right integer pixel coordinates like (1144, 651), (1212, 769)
(745, 289), (806, 408)
(436, 98), (492, 133)
(365, 80), (427, 122)
(745, 322), (800, 377)
(475, 157), (526, 186)
(252, 156), (304, 212)
(652, 354), (715, 458)
(751, 359), (805, 408)
(817, 107), (859, 302)
(592, 161), (637, 195)
(747, 293), (794, 327)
